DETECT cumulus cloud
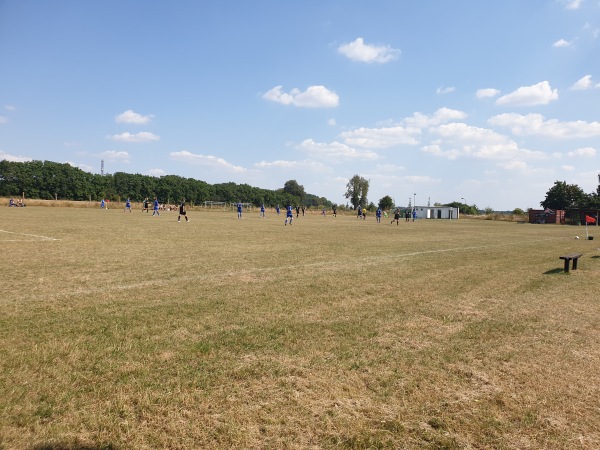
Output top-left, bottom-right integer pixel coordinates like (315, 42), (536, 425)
(100, 150), (130, 163)
(476, 88), (501, 99)
(0, 116), (6, 124)
(424, 123), (546, 161)
(170, 151), (246, 173)
(567, 147), (596, 157)
(262, 85), (339, 108)
(570, 75), (592, 90)
(339, 125), (421, 148)
(0, 150), (32, 162)
(403, 107), (467, 128)
(337, 37), (400, 63)
(489, 113), (600, 138)
(115, 109), (154, 124)
(108, 132), (160, 143)
(569, 75), (598, 90)
(553, 38), (572, 48)
(4, 105), (15, 111)
(436, 86), (455, 95)
(297, 139), (380, 162)
(562, 165), (575, 171)
(496, 81), (558, 106)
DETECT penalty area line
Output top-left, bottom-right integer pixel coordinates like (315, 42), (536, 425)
(0, 229), (60, 241)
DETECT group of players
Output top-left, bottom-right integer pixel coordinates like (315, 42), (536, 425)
(103, 198), (415, 226)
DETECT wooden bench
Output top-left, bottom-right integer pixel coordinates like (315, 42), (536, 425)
(559, 253), (583, 272)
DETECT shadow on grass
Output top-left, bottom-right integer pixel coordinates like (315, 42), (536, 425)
(591, 255), (600, 259)
(544, 268), (567, 275)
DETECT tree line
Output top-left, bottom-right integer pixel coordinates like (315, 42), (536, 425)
(0, 160), (333, 208)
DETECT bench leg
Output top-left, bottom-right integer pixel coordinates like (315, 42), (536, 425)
(564, 259), (570, 272)
(572, 258), (578, 270)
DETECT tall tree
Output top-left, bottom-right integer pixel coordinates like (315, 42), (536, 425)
(541, 181), (586, 210)
(283, 180), (306, 204)
(344, 175), (369, 209)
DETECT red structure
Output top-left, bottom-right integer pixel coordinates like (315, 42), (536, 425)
(528, 209), (565, 224)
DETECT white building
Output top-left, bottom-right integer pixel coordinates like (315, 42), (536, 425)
(413, 206), (459, 220)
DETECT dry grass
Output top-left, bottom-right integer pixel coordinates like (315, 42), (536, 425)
(1, 206), (599, 449)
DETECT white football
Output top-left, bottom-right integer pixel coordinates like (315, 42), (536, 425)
(575, 236), (579, 240)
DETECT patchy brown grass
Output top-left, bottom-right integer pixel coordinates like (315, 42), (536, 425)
(1, 207), (599, 449)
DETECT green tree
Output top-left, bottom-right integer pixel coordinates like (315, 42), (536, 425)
(344, 175), (369, 209)
(378, 195), (394, 210)
(513, 208), (525, 216)
(282, 180), (306, 205)
(541, 181), (586, 210)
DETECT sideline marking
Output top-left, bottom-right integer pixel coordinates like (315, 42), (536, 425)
(0, 229), (60, 241)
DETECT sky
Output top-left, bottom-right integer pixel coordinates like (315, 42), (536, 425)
(1, 0), (599, 210)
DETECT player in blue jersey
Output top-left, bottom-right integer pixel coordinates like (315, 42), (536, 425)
(152, 197), (160, 216)
(260, 204), (265, 218)
(285, 205), (293, 225)
(124, 198), (132, 212)
(376, 207), (382, 223)
(237, 202), (243, 219)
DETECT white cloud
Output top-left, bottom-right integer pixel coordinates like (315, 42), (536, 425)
(66, 161), (94, 172)
(496, 81), (558, 106)
(100, 150), (130, 163)
(337, 37), (400, 63)
(497, 160), (528, 171)
(170, 151), (246, 173)
(115, 109), (154, 124)
(567, 147), (596, 157)
(108, 132), (160, 143)
(262, 85), (339, 108)
(565, 0), (583, 10)
(562, 165), (575, 171)
(489, 113), (600, 138)
(328, 118), (336, 126)
(569, 75), (594, 90)
(553, 38), (572, 47)
(339, 125), (421, 148)
(425, 123), (547, 161)
(403, 107), (467, 128)
(436, 86), (455, 95)
(297, 139), (380, 161)
(148, 168), (166, 177)
(0, 150), (32, 162)
(4, 105), (15, 111)
(254, 160), (329, 172)
(476, 88), (501, 99)
(0, 116), (6, 124)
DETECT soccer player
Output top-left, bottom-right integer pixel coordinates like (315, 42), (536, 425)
(276, 205), (280, 215)
(285, 205), (293, 225)
(100, 198), (105, 209)
(260, 204), (265, 218)
(178, 201), (189, 222)
(152, 197), (160, 216)
(376, 207), (382, 223)
(237, 202), (243, 219)
(142, 197), (149, 213)
(391, 208), (401, 225)
(332, 206), (337, 217)
(124, 198), (132, 212)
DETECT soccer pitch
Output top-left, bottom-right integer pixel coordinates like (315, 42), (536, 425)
(1, 207), (599, 449)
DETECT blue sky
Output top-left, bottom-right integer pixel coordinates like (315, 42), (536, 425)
(1, 0), (599, 210)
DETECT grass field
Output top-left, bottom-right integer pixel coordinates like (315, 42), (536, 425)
(1, 206), (599, 449)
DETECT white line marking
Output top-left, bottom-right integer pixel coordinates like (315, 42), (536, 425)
(0, 229), (60, 241)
